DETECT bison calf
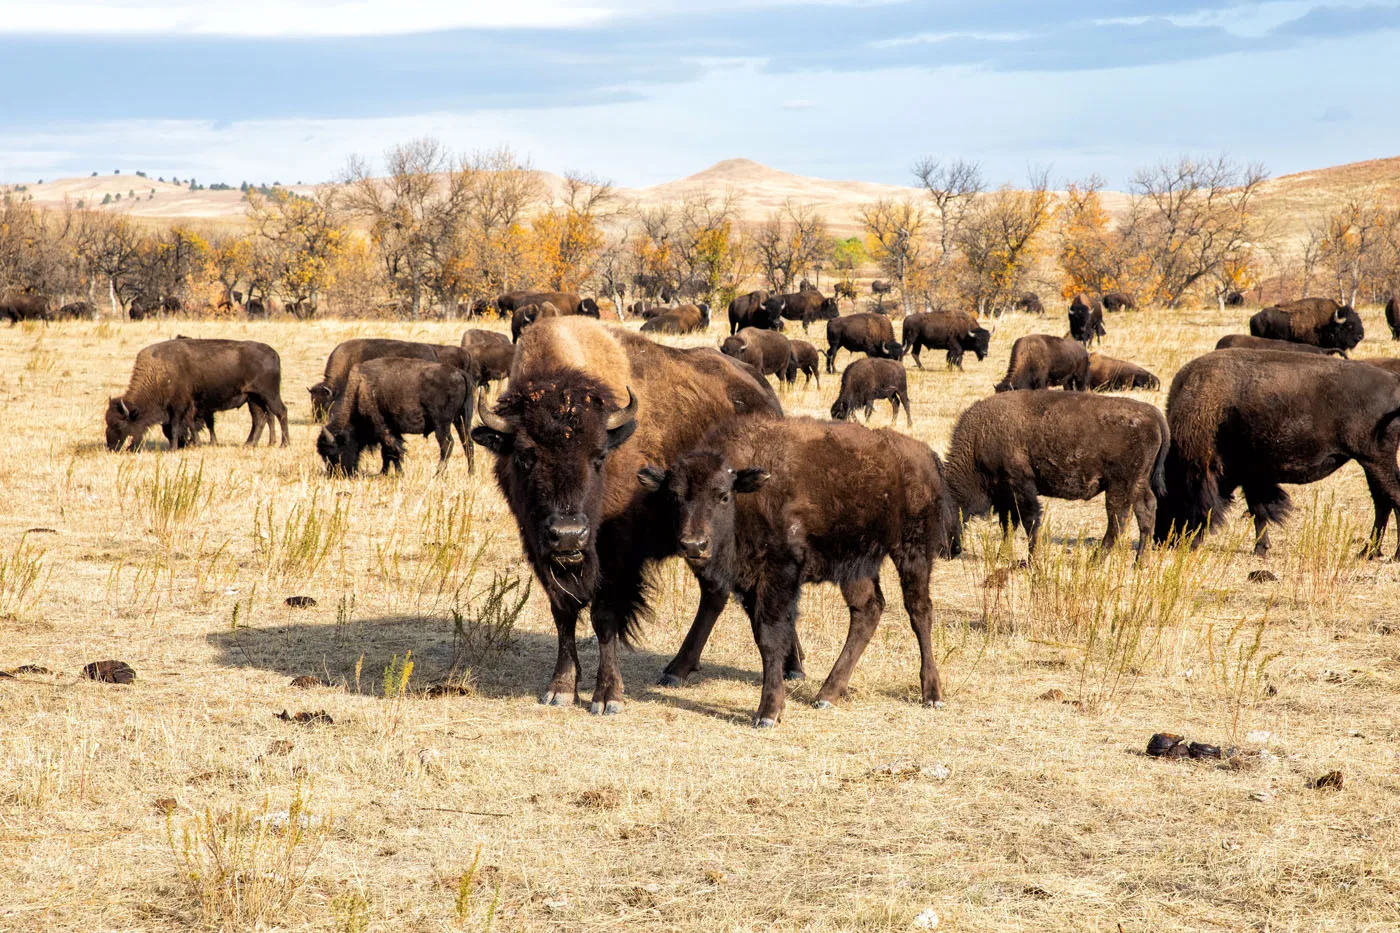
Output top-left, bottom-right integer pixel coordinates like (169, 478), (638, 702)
(946, 391), (1169, 556)
(995, 334), (1089, 392)
(639, 416), (959, 726)
(1088, 354), (1160, 391)
(317, 358), (473, 476)
(783, 339), (821, 388)
(831, 357), (912, 426)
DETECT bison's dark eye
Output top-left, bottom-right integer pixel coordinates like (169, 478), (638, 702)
(720, 492), (731, 504)
(516, 448), (537, 472)
(592, 452), (608, 471)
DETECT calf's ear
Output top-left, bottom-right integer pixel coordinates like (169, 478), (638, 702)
(733, 468), (769, 493)
(471, 425), (515, 455)
(636, 465), (667, 491)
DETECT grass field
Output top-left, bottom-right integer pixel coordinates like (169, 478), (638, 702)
(2, 306), (1399, 932)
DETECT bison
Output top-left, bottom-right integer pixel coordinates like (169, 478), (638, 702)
(901, 310), (991, 370)
(317, 358), (473, 476)
(1386, 296), (1399, 341)
(945, 391), (1168, 557)
(1223, 290), (1245, 308)
(1365, 358), (1400, 376)
(1088, 353), (1160, 391)
(470, 317), (782, 715)
(496, 290), (598, 317)
(994, 335), (1090, 393)
(1155, 349), (1400, 558)
(765, 291), (839, 332)
(1248, 297), (1363, 355)
(640, 302), (711, 335)
(1068, 293), (1106, 346)
(638, 415), (959, 726)
(830, 357), (912, 426)
(783, 339), (821, 388)
(825, 312), (902, 373)
(54, 300), (96, 321)
(721, 327), (793, 380)
(106, 338), (289, 451)
(727, 290), (779, 334)
(833, 280), (859, 304)
(1015, 292), (1045, 315)
(308, 338), (480, 421)
(1, 292), (49, 324)
(461, 329), (514, 387)
(1102, 292), (1135, 312)
(1214, 334), (1342, 356)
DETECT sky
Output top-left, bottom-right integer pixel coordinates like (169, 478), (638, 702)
(0, 0), (1397, 190)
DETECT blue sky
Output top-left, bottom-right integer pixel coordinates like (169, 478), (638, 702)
(0, 0), (1396, 189)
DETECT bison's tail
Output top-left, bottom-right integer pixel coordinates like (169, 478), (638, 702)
(1154, 445), (1232, 545)
(1150, 418), (1170, 501)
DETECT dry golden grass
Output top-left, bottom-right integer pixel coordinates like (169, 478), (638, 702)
(2, 305), (1400, 931)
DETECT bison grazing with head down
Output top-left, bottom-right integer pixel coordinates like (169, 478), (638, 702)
(994, 334), (1089, 393)
(825, 312), (902, 373)
(721, 327), (794, 381)
(1088, 354), (1160, 391)
(106, 338), (289, 451)
(308, 338), (480, 421)
(765, 291), (839, 332)
(470, 317), (782, 715)
(727, 290), (780, 334)
(901, 310), (991, 370)
(1102, 292), (1135, 312)
(460, 329), (514, 387)
(1214, 334), (1341, 356)
(54, 300), (96, 321)
(945, 391), (1169, 557)
(317, 358), (473, 476)
(1068, 293), (1106, 346)
(831, 358), (912, 426)
(1015, 292), (1045, 315)
(1248, 297), (1363, 355)
(1155, 349), (1400, 558)
(637, 416), (959, 726)
(640, 302), (711, 335)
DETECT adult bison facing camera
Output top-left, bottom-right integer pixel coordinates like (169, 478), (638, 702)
(1068, 293), (1106, 346)
(1248, 297), (1363, 355)
(1155, 349), (1400, 558)
(470, 317), (782, 715)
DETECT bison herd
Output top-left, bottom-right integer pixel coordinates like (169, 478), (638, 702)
(94, 286), (1400, 727)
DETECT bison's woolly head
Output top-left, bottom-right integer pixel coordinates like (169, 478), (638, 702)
(104, 397), (142, 451)
(876, 341), (905, 361)
(579, 297), (601, 317)
(1318, 305), (1364, 353)
(637, 452), (768, 571)
(472, 370), (638, 575)
(307, 382), (335, 419)
(967, 327), (992, 361)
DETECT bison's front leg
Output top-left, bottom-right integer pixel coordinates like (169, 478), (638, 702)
(541, 600), (583, 707)
(658, 575), (730, 687)
(588, 557), (646, 715)
(751, 571), (801, 727)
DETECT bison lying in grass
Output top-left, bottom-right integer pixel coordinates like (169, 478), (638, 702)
(640, 303), (711, 335)
(639, 416), (959, 726)
(1088, 354), (1160, 391)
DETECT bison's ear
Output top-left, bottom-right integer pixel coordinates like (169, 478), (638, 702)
(636, 465), (667, 491)
(471, 425), (515, 455)
(733, 468), (769, 493)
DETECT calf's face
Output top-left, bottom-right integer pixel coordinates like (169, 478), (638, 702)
(638, 453), (768, 567)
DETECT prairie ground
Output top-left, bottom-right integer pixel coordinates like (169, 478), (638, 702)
(1, 305), (1399, 932)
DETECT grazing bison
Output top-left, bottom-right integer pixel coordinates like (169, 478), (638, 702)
(945, 391), (1168, 556)
(1224, 290), (1245, 307)
(901, 310), (991, 370)
(727, 290), (779, 334)
(1088, 354), (1160, 391)
(470, 317), (783, 715)
(721, 327), (793, 380)
(994, 335), (1090, 392)
(317, 358), (473, 475)
(825, 312), (902, 373)
(1248, 297), (1363, 355)
(245, 298), (268, 319)
(1, 292), (49, 324)
(1068, 293), (1106, 346)
(54, 300), (96, 321)
(783, 339), (821, 388)
(1155, 349), (1400, 558)
(871, 280), (893, 297)
(765, 291), (839, 332)
(833, 280), (859, 304)
(1102, 292), (1135, 312)
(831, 357), (912, 426)
(1214, 334), (1341, 356)
(308, 338), (480, 421)
(640, 302), (711, 335)
(1015, 292), (1045, 315)
(105, 338), (289, 451)
(1386, 296), (1399, 341)
(496, 290), (598, 317)
(638, 416), (959, 725)
(461, 329), (514, 386)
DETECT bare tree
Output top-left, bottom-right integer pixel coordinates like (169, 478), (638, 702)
(750, 199), (830, 293)
(955, 169), (1054, 315)
(246, 186), (346, 316)
(1314, 191), (1389, 305)
(857, 197), (927, 315)
(912, 157), (983, 267)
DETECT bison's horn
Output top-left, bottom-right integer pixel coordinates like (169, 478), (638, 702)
(605, 388), (638, 431)
(117, 399), (132, 418)
(477, 391), (514, 434)
(320, 426), (334, 442)
(1334, 309), (1345, 324)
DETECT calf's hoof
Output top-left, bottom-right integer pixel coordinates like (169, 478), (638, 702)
(540, 690), (575, 707)
(753, 717), (778, 729)
(923, 699), (946, 710)
(656, 672), (686, 688)
(783, 668), (806, 681)
(812, 699), (834, 710)
(589, 700), (624, 716)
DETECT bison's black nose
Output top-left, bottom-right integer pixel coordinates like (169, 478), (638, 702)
(545, 515), (590, 552)
(680, 537), (711, 560)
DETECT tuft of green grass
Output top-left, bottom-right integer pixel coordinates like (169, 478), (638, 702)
(139, 458), (211, 548)
(253, 492), (349, 582)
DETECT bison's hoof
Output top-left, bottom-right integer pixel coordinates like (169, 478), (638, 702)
(923, 699), (946, 710)
(783, 669), (806, 681)
(812, 699), (834, 710)
(753, 717), (778, 729)
(656, 672), (686, 688)
(589, 700), (624, 716)
(540, 691), (575, 707)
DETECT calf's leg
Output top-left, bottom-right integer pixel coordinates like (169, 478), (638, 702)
(814, 576), (885, 709)
(751, 571), (801, 727)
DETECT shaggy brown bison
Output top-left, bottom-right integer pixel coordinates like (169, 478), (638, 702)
(640, 302), (711, 334)
(727, 290), (780, 334)
(1068, 293), (1106, 346)
(783, 339), (821, 388)
(470, 317), (782, 715)
(1365, 358), (1400, 376)
(309, 338), (480, 421)
(106, 338), (289, 451)
(831, 357), (912, 426)
(1088, 354), (1160, 391)
(833, 280), (859, 304)
(1, 291), (49, 324)
(1102, 292), (1135, 312)
(825, 312), (902, 373)
(496, 290), (598, 317)
(317, 358), (473, 475)
(1223, 290), (1245, 307)
(1386, 296), (1399, 341)
(721, 327), (793, 380)
(461, 329), (514, 386)
(765, 291), (839, 332)
(994, 335), (1090, 392)
(946, 391), (1169, 556)
(901, 310), (991, 369)
(1015, 292), (1045, 315)
(1248, 297), (1363, 355)
(1214, 334), (1341, 356)
(1155, 349), (1400, 558)
(54, 300), (96, 321)
(638, 415), (959, 725)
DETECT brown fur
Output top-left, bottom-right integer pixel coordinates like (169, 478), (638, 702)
(1, 291), (49, 324)
(309, 338), (480, 421)
(1068, 293), (1106, 346)
(461, 329), (514, 385)
(783, 339), (821, 388)
(640, 302), (711, 334)
(1088, 353), (1160, 391)
(831, 357), (912, 426)
(825, 312), (902, 373)
(901, 310), (991, 370)
(995, 334), (1090, 392)
(946, 390), (1169, 555)
(1214, 334), (1340, 356)
(1385, 296), (1399, 341)
(721, 327), (793, 378)
(727, 290), (777, 334)
(1249, 297), (1363, 353)
(767, 291), (839, 332)
(496, 290), (597, 316)
(1365, 358), (1400, 376)
(53, 300), (96, 321)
